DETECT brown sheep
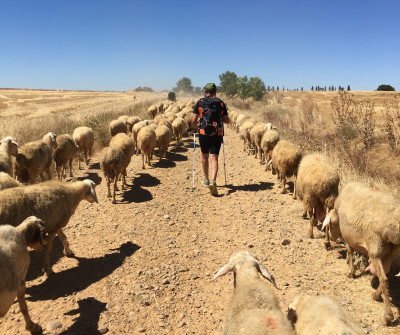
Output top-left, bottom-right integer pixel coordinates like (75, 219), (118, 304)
(53, 134), (77, 181)
(147, 105), (158, 119)
(109, 119), (127, 137)
(109, 133), (135, 188)
(0, 172), (22, 191)
(137, 126), (156, 169)
(296, 153), (339, 242)
(270, 140), (302, 198)
(172, 117), (187, 147)
(155, 125), (173, 162)
(0, 136), (19, 177)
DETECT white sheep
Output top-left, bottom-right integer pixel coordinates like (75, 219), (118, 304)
(132, 120), (150, 153)
(261, 129), (280, 171)
(100, 145), (127, 204)
(296, 153), (339, 243)
(109, 119), (127, 137)
(155, 125), (172, 162)
(109, 133), (135, 188)
(0, 171), (22, 191)
(213, 251), (294, 335)
(0, 179), (98, 276)
(0, 216), (47, 334)
(322, 181), (400, 325)
(171, 117), (187, 147)
(53, 134), (77, 181)
(249, 123), (275, 163)
(15, 132), (57, 184)
(72, 126), (95, 169)
(287, 294), (364, 335)
(0, 136), (19, 177)
(239, 119), (256, 154)
(270, 140), (302, 198)
(137, 126), (156, 169)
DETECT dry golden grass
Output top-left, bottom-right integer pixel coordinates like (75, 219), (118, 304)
(223, 90), (400, 196)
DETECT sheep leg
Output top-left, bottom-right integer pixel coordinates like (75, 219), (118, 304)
(69, 159), (73, 177)
(42, 233), (56, 276)
(77, 150), (82, 169)
(346, 244), (356, 278)
(147, 154), (152, 167)
(17, 281), (41, 333)
(57, 229), (73, 256)
(370, 258), (394, 325)
(56, 166), (62, 181)
(324, 224), (332, 249)
(45, 168), (52, 180)
(308, 213), (315, 239)
(142, 153), (145, 169)
(106, 176), (112, 198)
(281, 175), (287, 194)
(112, 174), (118, 204)
(84, 150), (89, 165)
(259, 148), (264, 164)
(121, 169), (127, 189)
(292, 176), (297, 199)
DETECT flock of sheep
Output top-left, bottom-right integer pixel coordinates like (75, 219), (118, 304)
(0, 95), (399, 334)
(219, 109), (400, 333)
(0, 98), (199, 333)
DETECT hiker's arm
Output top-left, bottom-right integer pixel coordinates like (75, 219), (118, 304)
(191, 114), (199, 130)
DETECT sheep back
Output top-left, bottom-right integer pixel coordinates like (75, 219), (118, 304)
(109, 119), (127, 137)
(53, 134), (77, 168)
(0, 172), (22, 191)
(72, 126), (95, 154)
(271, 140), (302, 177)
(109, 133), (135, 165)
(137, 126), (156, 155)
(100, 145), (127, 180)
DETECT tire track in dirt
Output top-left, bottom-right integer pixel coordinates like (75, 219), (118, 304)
(1, 127), (399, 334)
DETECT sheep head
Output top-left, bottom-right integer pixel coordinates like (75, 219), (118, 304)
(0, 136), (19, 155)
(44, 132), (57, 149)
(83, 179), (98, 204)
(20, 216), (48, 251)
(213, 251), (279, 289)
(322, 208), (341, 241)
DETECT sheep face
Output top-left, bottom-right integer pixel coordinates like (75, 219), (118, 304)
(0, 136), (19, 155)
(83, 179), (98, 203)
(23, 216), (48, 251)
(213, 251), (278, 289)
(322, 208), (341, 241)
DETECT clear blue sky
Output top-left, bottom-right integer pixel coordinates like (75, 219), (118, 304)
(1, 0), (399, 91)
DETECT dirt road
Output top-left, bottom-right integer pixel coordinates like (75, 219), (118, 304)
(1, 126), (399, 334)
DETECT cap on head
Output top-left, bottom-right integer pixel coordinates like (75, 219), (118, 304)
(204, 83), (217, 93)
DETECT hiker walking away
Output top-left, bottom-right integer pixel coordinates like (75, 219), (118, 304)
(191, 83), (230, 196)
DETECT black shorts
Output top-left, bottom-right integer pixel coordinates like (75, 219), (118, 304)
(199, 135), (222, 155)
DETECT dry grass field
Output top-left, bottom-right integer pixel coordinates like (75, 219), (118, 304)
(0, 88), (399, 334)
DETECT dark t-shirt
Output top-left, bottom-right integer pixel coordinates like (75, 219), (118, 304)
(193, 95), (228, 136)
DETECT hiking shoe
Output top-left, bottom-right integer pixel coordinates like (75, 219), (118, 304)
(202, 179), (209, 186)
(208, 181), (218, 196)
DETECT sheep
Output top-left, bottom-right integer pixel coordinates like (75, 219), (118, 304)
(109, 133), (135, 188)
(157, 102), (164, 114)
(100, 145), (127, 204)
(270, 140), (302, 198)
(0, 179), (98, 276)
(126, 116), (141, 133)
(172, 117), (187, 147)
(132, 120), (150, 153)
(228, 110), (239, 130)
(157, 118), (173, 134)
(15, 132), (57, 184)
(213, 251), (294, 335)
(0, 136), (19, 177)
(137, 126), (156, 169)
(109, 119), (127, 137)
(118, 115), (130, 123)
(261, 129), (280, 171)
(296, 153), (339, 243)
(249, 123), (275, 163)
(155, 125), (173, 162)
(0, 171), (22, 191)
(53, 134), (77, 181)
(287, 294), (364, 335)
(322, 182), (400, 325)
(239, 120), (256, 154)
(147, 104), (158, 119)
(72, 126), (95, 169)
(235, 113), (250, 133)
(0, 216), (47, 334)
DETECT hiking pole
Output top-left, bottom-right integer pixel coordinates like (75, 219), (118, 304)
(192, 131), (196, 191)
(222, 124), (227, 186)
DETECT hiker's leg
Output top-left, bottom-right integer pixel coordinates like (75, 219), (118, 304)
(210, 154), (219, 181)
(202, 153), (209, 181)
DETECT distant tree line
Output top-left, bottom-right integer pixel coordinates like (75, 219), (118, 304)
(172, 77), (202, 95)
(134, 86), (153, 92)
(377, 84), (395, 91)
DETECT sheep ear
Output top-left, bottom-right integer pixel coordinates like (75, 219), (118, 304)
(213, 263), (235, 281)
(322, 214), (331, 230)
(257, 263), (280, 290)
(83, 180), (98, 203)
(287, 304), (297, 323)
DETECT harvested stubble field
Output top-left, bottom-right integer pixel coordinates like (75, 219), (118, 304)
(0, 89), (399, 335)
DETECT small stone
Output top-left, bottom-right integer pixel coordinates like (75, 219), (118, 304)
(162, 279), (170, 285)
(191, 274), (199, 280)
(366, 328), (374, 334)
(281, 239), (290, 246)
(322, 277), (329, 282)
(178, 321), (186, 328)
(164, 215), (170, 219)
(106, 303), (113, 309)
(137, 327), (146, 333)
(98, 325), (109, 334)
(47, 320), (62, 331)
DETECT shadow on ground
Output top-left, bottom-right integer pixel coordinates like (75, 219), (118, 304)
(77, 172), (102, 185)
(224, 181), (274, 195)
(26, 242), (140, 301)
(59, 297), (106, 335)
(119, 173), (160, 203)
